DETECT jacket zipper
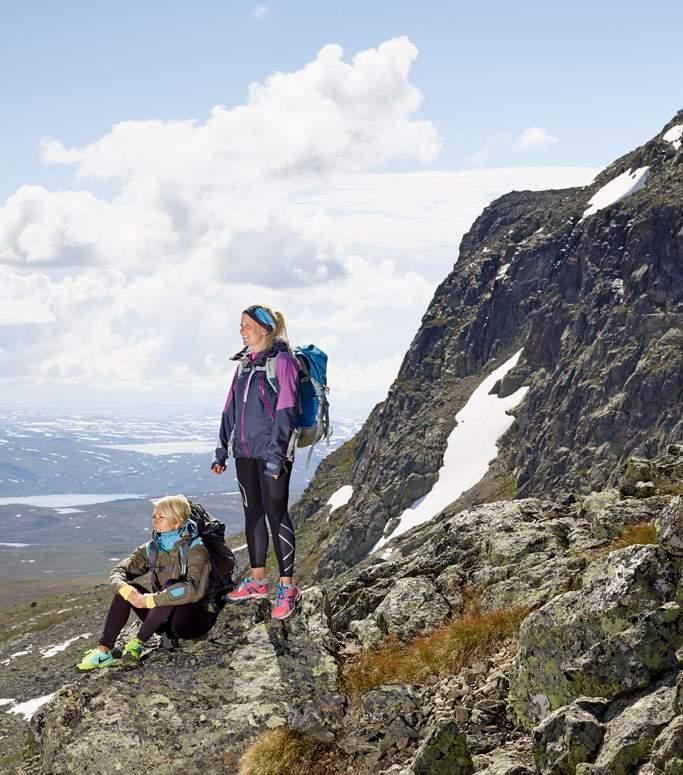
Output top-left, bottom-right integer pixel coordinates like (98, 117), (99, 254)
(240, 369), (254, 457)
(259, 378), (275, 420)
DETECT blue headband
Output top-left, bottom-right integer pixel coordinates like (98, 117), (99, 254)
(245, 306), (276, 332)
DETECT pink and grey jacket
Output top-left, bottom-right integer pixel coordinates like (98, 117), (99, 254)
(213, 341), (299, 475)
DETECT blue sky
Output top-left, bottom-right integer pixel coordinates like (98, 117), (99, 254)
(2, 0), (681, 200)
(1, 1), (681, 417)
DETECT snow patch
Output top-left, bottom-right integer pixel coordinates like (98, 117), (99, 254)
(496, 263), (510, 280)
(101, 441), (214, 455)
(41, 633), (91, 658)
(663, 124), (683, 151)
(7, 648), (32, 661)
(6, 693), (55, 720)
(0, 699), (15, 707)
(581, 166), (649, 220)
(373, 349), (528, 552)
(327, 485), (353, 515)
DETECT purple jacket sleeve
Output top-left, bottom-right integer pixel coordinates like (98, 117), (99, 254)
(265, 353), (299, 474)
(214, 367), (238, 466)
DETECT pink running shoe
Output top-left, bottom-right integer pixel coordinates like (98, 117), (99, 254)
(271, 583), (302, 620)
(226, 577), (270, 602)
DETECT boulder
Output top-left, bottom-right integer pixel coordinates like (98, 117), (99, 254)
(339, 684), (422, 759)
(593, 684), (677, 772)
(657, 496), (683, 556)
(412, 718), (473, 775)
(510, 544), (680, 727)
(650, 714), (683, 770)
(374, 577), (450, 640)
(532, 699), (605, 774)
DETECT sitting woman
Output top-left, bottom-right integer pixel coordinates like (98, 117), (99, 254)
(77, 494), (216, 669)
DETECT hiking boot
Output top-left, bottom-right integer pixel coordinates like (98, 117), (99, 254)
(121, 637), (144, 662)
(226, 576), (269, 602)
(77, 648), (113, 671)
(271, 583), (301, 620)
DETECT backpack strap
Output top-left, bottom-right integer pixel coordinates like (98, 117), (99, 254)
(146, 541), (161, 592)
(179, 541), (189, 580)
(265, 355), (279, 394)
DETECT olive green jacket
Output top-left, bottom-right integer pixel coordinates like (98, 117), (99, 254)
(110, 526), (211, 610)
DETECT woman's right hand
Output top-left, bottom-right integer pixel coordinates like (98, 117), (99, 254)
(127, 590), (146, 608)
(211, 463), (226, 474)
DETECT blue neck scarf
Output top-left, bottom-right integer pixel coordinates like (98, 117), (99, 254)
(157, 528), (183, 552)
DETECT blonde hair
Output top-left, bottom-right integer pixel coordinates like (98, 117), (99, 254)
(152, 495), (191, 529)
(252, 304), (289, 350)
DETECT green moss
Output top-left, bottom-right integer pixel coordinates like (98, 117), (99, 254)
(337, 437), (357, 474)
(496, 474), (517, 500)
(0, 750), (24, 768)
(660, 483), (683, 496)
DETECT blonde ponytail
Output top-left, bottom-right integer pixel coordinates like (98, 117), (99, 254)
(265, 307), (289, 349)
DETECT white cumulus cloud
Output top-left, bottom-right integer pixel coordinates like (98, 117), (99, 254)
(517, 126), (559, 151)
(251, 4), (270, 20)
(0, 38), (595, 417)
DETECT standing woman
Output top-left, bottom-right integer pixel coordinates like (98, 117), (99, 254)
(211, 304), (301, 620)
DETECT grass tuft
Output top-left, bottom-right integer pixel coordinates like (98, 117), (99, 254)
(604, 521), (658, 553)
(343, 604), (530, 697)
(237, 727), (341, 775)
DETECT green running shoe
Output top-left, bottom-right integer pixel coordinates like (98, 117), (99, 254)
(77, 648), (113, 671)
(121, 637), (144, 662)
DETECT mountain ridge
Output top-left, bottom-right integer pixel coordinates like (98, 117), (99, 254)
(291, 108), (683, 580)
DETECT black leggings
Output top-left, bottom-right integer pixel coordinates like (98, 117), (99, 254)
(99, 582), (217, 649)
(235, 457), (295, 577)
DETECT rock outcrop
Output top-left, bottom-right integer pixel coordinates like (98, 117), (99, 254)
(2, 446), (680, 775)
(28, 589), (344, 774)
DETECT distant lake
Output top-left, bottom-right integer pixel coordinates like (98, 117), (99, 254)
(0, 494), (141, 508)
(100, 441), (214, 456)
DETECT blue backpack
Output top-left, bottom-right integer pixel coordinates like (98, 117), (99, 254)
(265, 344), (332, 463)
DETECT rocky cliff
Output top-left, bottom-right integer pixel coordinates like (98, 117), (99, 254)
(292, 110), (683, 579)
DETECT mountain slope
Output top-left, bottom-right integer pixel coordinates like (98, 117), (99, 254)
(292, 110), (683, 579)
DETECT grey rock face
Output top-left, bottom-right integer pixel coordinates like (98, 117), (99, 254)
(412, 718), (473, 775)
(29, 588), (343, 774)
(593, 684), (677, 772)
(295, 111), (683, 579)
(532, 700), (605, 774)
(657, 495), (683, 555)
(374, 577), (451, 640)
(510, 544), (681, 727)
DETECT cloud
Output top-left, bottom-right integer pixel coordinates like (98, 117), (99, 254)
(467, 133), (512, 166)
(251, 4), (269, 20)
(517, 126), (559, 151)
(330, 353), (403, 396)
(40, 37), (439, 181)
(1, 37), (595, 416)
(468, 126), (559, 165)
